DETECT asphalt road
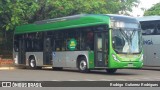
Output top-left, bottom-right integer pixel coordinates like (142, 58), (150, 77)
(0, 68), (160, 81)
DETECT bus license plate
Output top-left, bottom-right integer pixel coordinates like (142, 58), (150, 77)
(128, 64), (133, 67)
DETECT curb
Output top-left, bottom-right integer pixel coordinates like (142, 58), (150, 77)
(141, 66), (160, 71)
(0, 67), (15, 70)
(0, 66), (16, 70)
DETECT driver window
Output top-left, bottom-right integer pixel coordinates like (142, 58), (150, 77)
(112, 36), (125, 51)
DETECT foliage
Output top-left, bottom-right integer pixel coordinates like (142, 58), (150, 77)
(144, 3), (160, 16)
(0, 0), (39, 30)
(0, 0), (140, 30)
(30, 0), (109, 21)
(31, 0), (140, 21)
(120, 0), (139, 14)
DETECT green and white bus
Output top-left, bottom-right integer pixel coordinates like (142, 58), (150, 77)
(13, 14), (143, 73)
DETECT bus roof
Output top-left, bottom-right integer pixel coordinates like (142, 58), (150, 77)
(137, 16), (160, 22)
(15, 14), (136, 34)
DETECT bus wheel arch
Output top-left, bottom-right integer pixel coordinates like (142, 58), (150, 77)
(77, 55), (89, 73)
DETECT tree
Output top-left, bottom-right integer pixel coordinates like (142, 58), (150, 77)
(30, 0), (140, 22)
(0, 0), (39, 31)
(144, 3), (160, 16)
(0, 0), (141, 30)
(119, 0), (140, 15)
(0, 0), (39, 56)
(30, 0), (109, 22)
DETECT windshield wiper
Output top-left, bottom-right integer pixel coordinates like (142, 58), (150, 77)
(119, 29), (137, 53)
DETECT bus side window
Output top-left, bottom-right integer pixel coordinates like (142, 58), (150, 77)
(80, 30), (94, 50)
(14, 41), (19, 52)
(61, 40), (66, 51)
(141, 24), (156, 35)
(157, 24), (160, 34)
(86, 31), (94, 50)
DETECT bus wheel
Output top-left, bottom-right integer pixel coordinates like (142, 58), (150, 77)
(29, 58), (36, 69)
(106, 69), (117, 74)
(78, 58), (89, 73)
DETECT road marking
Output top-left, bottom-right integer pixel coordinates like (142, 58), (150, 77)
(130, 78), (140, 81)
(100, 79), (111, 81)
(68, 80), (78, 81)
(133, 79), (140, 81)
(51, 80), (60, 81)
(141, 78), (153, 80)
(85, 79), (96, 81)
(150, 77), (160, 81)
(155, 78), (160, 80)
(114, 79), (126, 81)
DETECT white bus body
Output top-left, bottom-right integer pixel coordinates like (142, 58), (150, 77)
(137, 16), (160, 66)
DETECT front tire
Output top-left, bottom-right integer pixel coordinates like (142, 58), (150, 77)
(78, 58), (89, 73)
(106, 69), (117, 74)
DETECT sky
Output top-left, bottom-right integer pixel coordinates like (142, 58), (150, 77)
(131, 0), (160, 17)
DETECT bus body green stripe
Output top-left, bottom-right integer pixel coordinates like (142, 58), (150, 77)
(88, 51), (94, 69)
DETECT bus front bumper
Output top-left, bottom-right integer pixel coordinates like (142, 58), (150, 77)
(109, 61), (143, 69)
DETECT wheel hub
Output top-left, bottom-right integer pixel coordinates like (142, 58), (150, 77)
(80, 60), (87, 70)
(30, 59), (35, 67)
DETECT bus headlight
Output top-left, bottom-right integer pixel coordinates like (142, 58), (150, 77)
(112, 54), (120, 62)
(140, 54), (143, 61)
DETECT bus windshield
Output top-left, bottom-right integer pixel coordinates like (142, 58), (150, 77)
(112, 28), (141, 54)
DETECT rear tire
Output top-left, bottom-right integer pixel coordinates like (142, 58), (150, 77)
(78, 58), (89, 73)
(106, 69), (117, 74)
(29, 57), (37, 69)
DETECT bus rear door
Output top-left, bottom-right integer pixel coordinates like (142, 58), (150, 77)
(18, 39), (26, 64)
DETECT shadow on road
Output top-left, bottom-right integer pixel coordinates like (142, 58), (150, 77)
(18, 67), (140, 76)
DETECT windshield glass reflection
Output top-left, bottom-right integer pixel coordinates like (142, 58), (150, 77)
(112, 28), (141, 54)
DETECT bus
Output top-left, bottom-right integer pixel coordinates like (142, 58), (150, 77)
(137, 16), (160, 67)
(13, 14), (143, 73)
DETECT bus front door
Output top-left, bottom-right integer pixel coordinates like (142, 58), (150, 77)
(18, 39), (26, 64)
(94, 32), (108, 67)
